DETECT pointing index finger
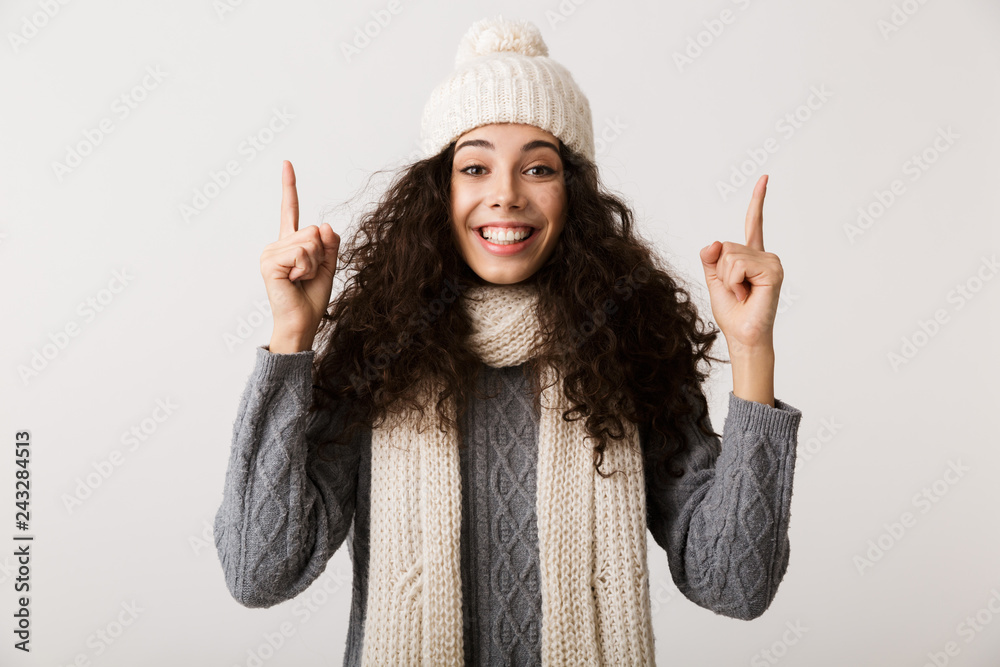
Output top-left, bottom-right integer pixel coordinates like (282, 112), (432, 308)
(744, 174), (767, 252)
(280, 160), (299, 240)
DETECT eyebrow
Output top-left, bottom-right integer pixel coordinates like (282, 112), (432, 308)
(454, 138), (560, 156)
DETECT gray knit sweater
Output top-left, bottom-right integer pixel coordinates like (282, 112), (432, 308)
(214, 344), (803, 665)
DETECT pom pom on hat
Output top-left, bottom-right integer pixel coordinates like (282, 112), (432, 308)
(454, 15), (549, 67)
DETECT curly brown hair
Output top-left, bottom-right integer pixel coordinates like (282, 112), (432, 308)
(305, 137), (728, 484)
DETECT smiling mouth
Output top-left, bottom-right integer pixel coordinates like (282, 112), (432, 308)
(476, 227), (536, 244)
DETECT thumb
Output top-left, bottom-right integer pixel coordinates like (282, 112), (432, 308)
(700, 241), (720, 282)
(318, 223), (340, 274)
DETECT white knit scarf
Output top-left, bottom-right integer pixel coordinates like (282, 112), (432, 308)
(361, 281), (656, 665)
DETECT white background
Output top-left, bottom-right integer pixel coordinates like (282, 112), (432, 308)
(2, 0), (999, 665)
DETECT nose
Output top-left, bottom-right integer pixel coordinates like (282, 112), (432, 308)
(490, 169), (526, 210)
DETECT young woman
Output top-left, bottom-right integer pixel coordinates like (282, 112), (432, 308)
(214, 15), (802, 666)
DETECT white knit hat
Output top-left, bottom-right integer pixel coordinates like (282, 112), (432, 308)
(419, 15), (596, 163)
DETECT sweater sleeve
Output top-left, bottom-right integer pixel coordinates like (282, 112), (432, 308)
(645, 390), (802, 620)
(213, 344), (361, 608)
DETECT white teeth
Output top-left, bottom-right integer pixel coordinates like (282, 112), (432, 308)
(479, 227), (533, 244)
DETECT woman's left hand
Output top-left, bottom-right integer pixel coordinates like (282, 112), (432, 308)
(699, 174), (783, 352)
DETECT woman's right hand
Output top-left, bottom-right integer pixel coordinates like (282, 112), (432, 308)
(260, 160), (340, 353)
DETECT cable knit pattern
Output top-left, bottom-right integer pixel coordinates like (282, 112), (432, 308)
(214, 294), (804, 666)
(644, 393), (802, 620)
(213, 348), (360, 609)
(461, 363), (543, 665)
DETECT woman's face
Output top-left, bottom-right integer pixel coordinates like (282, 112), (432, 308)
(449, 123), (567, 285)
